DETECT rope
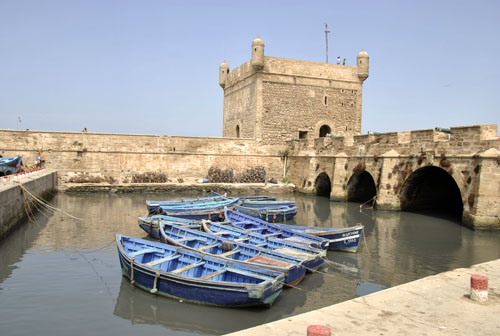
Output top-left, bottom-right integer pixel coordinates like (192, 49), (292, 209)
(360, 196), (376, 209)
(75, 239), (116, 254)
(278, 280), (305, 291)
(19, 184), (83, 221)
(303, 264), (348, 281)
(361, 226), (371, 257)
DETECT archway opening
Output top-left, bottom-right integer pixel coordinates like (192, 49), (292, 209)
(400, 166), (463, 220)
(319, 125), (331, 138)
(235, 125), (240, 138)
(315, 172), (331, 197)
(347, 171), (377, 203)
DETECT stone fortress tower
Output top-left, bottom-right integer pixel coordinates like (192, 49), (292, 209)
(219, 37), (369, 143)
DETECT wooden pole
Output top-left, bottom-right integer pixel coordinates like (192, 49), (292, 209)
(325, 23), (330, 63)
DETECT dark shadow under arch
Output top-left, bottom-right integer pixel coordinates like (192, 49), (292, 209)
(400, 166), (463, 220)
(319, 125), (331, 138)
(315, 172), (331, 197)
(347, 171), (377, 203)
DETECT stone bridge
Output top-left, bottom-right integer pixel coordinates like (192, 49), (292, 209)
(286, 124), (500, 230)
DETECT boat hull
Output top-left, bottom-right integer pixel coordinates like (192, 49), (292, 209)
(116, 235), (284, 307)
(158, 223), (307, 286)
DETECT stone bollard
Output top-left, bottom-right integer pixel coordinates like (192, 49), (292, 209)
(470, 274), (488, 302)
(307, 325), (331, 336)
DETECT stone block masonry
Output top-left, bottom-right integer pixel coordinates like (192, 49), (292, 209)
(0, 130), (286, 185)
(286, 124), (500, 229)
(0, 170), (57, 239)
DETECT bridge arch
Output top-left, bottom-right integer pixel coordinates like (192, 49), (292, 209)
(347, 170), (377, 203)
(314, 172), (331, 197)
(399, 166), (463, 219)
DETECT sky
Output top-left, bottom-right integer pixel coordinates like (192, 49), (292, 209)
(1, 0), (499, 137)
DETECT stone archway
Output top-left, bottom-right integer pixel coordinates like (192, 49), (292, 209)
(315, 172), (331, 197)
(400, 166), (463, 219)
(347, 171), (377, 203)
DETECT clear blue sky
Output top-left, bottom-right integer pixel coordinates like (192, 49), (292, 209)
(1, 0), (499, 136)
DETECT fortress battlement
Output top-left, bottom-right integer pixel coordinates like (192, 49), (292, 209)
(287, 124), (500, 157)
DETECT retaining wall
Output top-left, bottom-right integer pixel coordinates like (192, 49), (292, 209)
(0, 170), (57, 239)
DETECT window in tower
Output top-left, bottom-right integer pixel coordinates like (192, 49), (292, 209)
(319, 125), (331, 138)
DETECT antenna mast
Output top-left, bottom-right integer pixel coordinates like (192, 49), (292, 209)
(324, 23), (330, 63)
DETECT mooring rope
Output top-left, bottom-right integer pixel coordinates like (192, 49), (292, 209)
(360, 196), (376, 209)
(75, 239), (116, 254)
(19, 184), (83, 221)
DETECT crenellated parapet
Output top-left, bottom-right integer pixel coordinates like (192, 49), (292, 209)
(288, 125), (500, 158)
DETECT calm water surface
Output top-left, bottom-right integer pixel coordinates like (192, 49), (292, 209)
(1, 192), (499, 336)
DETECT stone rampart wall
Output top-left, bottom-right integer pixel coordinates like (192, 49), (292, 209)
(286, 125), (500, 229)
(0, 130), (285, 184)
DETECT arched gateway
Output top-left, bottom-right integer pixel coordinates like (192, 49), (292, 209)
(400, 166), (464, 219)
(315, 173), (331, 197)
(347, 171), (377, 203)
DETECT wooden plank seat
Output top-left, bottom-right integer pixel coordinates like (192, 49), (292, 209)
(201, 269), (227, 280)
(146, 254), (181, 266)
(219, 249), (240, 257)
(171, 261), (205, 274)
(198, 244), (219, 251)
(129, 248), (160, 258)
(176, 237), (198, 243)
(264, 233), (282, 238)
(234, 237), (251, 242)
(213, 231), (229, 235)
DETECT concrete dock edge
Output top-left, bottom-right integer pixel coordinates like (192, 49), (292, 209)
(226, 259), (500, 336)
(0, 169), (57, 239)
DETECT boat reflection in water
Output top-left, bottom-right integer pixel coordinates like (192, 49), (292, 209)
(113, 275), (308, 335)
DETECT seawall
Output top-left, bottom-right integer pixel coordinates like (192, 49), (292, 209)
(0, 169), (58, 239)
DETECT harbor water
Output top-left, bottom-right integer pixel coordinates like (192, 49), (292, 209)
(1, 192), (499, 336)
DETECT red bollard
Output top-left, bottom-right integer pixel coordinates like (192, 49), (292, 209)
(307, 325), (331, 336)
(470, 274), (488, 302)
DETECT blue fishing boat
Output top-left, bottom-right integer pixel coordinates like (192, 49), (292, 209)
(234, 204), (298, 222)
(157, 198), (239, 221)
(211, 191), (276, 202)
(239, 199), (296, 209)
(277, 223), (364, 253)
(224, 209), (330, 250)
(158, 221), (308, 286)
(146, 195), (229, 213)
(201, 220), (325, 271)
(138, 215), (202, 239)
(0, 155), (22, 176)
(116, 234), (284, 307)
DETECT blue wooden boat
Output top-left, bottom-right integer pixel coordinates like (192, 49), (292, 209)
(277, 223), (364, 253)
(0, 155), (22, 176)
(116, 234), (284, 307)
(211, 191), (276, 202)
(239, 199), (296, 209)
(234, 204), (298, 222)
(224, 209), (330, 250)
(138, 215), (202, 239)
(201, 220), (326, 271)
(147, 195), (229, 213)
(156, 198), (239, 221)
(158, 221), (308, 286)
